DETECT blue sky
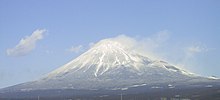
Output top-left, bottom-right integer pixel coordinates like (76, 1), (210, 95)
(0, 0), (220, 88)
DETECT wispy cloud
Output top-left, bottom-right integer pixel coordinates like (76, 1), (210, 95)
(109, 30), (170, 59)
(67, 42), (94, 54)
(67, 45), (84, 53)
(6, 29), (46, 57)
(137, 30), (170, 58)
(172, 44), (210, 72)
(186, 44), (208, 57)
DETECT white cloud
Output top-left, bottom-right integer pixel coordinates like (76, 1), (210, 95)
(188, 46), (203, 53)
(171, 44), (209, 72)
(6, 29), (46, 57)
(185, 44), (208, 58)
(67, 45), (83, 53)
(67, 42), (94, 54)
(137, 30), (170, 57)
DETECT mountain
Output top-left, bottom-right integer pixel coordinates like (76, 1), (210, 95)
(1, 39), (220, 99)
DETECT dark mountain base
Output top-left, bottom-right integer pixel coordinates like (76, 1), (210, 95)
(1, 85), (220, 100)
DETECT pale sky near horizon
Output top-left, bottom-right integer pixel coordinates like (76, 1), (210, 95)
(0, 0), (220, 88)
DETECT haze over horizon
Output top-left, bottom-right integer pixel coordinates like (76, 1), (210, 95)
(0, 0), (220, 88)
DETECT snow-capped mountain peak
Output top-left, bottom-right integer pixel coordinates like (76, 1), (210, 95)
(47, 39), (153, 78)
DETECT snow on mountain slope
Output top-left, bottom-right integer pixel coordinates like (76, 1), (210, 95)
(17, 38), (196, 89)
(46, 39), (193, 79)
